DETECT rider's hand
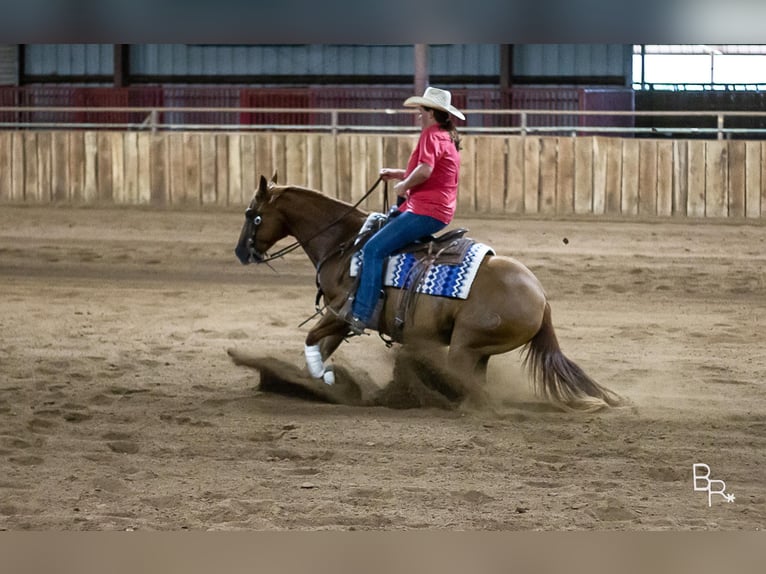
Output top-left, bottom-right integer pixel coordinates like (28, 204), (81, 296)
(380, 168), (404, 181)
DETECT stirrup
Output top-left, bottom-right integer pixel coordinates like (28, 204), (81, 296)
(346, 315), (367, 336)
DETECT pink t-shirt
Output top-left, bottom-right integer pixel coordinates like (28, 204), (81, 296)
(400, 124), (460, 224)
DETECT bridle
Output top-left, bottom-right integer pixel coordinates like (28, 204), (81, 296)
(243, 177), (387, 265)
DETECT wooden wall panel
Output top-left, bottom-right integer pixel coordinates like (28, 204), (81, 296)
(320, 134), (337, 198)
(573, 137), (593, 215)
(705, 140), (727, 217)
(215, 134), (229, 206)
(592, 137), (607, 215)
(475, 136), (506, 213)
(457, 135), (475, 213)
(96, 132), (113, 203)
(604, 137), (622, 215)
(381, 136), (398, 169)
(285, 133), (306, 186)
(227, 134), (242, 207)
(745, 141), (761, 218)
(270, 134), (287, 183)
(687, 141), (705, 217)
(11, 133), (25, 201)
(110, 133), (125, 204)
(335, 135), (352, 204)
(506, 136), (524, 214)
(0, 130), (762, 220)
(381, 136), (399, 208)
(672, 140), (688, 216)
(37, 132), (52, 203)
(727, 140), (746, 218)
(305, 133), (322, 191)
(253, 133), (272, 184)
(167, 133), (184, 205)
(363, 136), (384, 212)
(474, 137), (492, 213)
(621, 139), (639, 215)
(123, 132), (139, 205)
(656, 141), (673, 217)
(139, 133), (154, 205)
(556, 137), (574, 214)
(762, 142), (766, 219)
(23, 133), (38, 202)
(148, 133), (166, 206)
(489, 137), (506, 213)
(523, 137), (540, 214)
(638, 140), (657, 216)
(182, 133), (201, 205)
(0, 132), (11, 201)
(349, 135), (369, 206)
(239, 133), (256, 206)
(200, 132), (217, 206)
(68, 132), (85, 203)
(51, 131), (70, 203)
(538, 137), (557, 214)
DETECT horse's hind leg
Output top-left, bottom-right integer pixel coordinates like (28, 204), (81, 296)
(447, 344), (492, 406)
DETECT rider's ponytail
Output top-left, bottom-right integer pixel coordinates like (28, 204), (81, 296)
(430, 108), (462, 152)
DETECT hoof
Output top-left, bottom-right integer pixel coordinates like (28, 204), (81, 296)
(322, 367), (335, 386)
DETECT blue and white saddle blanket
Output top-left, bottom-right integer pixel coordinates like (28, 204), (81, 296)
(349, 214), (494, 300)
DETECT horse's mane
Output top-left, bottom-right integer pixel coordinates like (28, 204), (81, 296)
(270, 184), (354, 208)
(270, 184), (369, 222)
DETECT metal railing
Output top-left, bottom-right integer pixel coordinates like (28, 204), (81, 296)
(2, 106), (766, 139)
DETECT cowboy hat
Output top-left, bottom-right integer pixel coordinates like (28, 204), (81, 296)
(404, 86), (465, 121)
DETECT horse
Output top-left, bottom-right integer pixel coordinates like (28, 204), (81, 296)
(235, 173), (622, 412)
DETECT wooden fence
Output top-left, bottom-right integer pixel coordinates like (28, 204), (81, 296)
(0, 130), (764, 218)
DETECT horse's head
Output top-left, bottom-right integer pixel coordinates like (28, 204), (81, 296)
(234, 172), (289, 264)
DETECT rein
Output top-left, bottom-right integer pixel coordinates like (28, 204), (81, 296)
(250, 176), (386, 265)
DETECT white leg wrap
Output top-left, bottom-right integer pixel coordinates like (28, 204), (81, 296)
(304, 344), (325, 378)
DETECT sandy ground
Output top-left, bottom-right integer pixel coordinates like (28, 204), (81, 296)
(0, 204), (764, 531)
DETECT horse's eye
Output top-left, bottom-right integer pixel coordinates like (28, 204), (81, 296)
(245, 207), (262, 226)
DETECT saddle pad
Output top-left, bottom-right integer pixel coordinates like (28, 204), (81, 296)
(350, 241), (494, 300)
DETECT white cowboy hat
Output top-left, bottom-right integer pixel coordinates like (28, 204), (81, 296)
(404, 86), (465, 121)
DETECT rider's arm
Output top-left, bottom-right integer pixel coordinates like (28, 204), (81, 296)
(393, 163), (432, 197)
(379, 168), (406, 181)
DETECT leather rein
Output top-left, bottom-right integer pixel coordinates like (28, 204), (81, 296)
(245, 177), (387, 265)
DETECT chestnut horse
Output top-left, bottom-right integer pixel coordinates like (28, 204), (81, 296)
(235, 174), (622, 412)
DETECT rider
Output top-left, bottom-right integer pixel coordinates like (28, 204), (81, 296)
(346, 86), (464, 335)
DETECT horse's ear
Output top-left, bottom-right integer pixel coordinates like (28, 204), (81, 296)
(255, 175), (269, 201)
(270, 171), (278, 185)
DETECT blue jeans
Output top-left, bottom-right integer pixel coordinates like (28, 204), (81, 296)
(352, 211), (446, 323)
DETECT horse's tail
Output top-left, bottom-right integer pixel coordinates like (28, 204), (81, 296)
(522, 302), (623, 412)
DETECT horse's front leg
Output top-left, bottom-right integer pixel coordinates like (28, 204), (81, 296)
(304, 314), (348, 385)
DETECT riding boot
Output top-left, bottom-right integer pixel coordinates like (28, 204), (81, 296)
(330, 295), (367, 335)
(343, 292), (384, 336)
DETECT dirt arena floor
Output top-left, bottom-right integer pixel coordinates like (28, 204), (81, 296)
(0, 204), (764, 531)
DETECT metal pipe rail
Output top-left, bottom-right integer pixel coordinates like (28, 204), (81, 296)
(3, 106), (766, 139)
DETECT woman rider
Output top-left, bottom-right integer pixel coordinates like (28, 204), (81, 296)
(346, 86), (464, 335)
